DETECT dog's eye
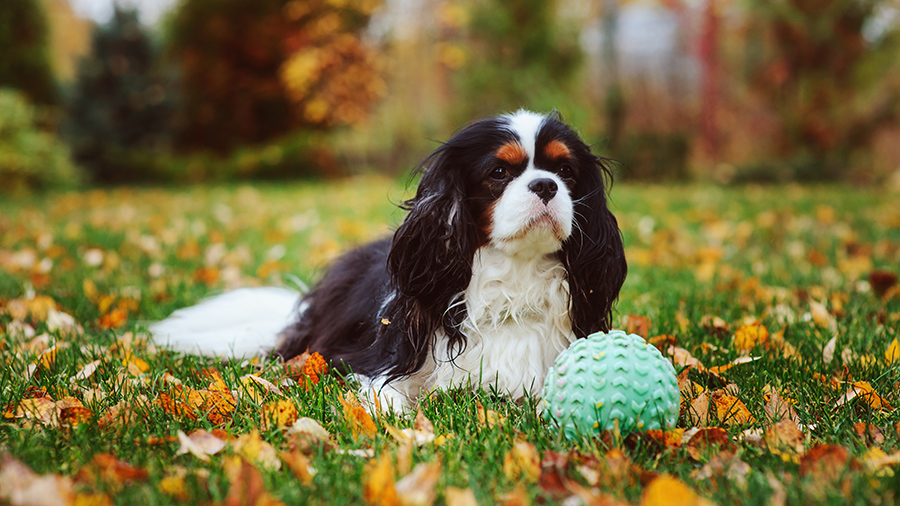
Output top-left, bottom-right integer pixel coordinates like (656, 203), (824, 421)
(558, 165), (574, 180)
(489, 167), (509, 181)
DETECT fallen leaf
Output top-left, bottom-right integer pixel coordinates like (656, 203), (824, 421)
(176, 429), (227, 462)
(476, 401), (506, 428)
(799, 444), (853, 482)
(231, 431), (281, 471)
(444, 487), (478, 506)
(222, 456), (285, 506)
(75, 453), (149, 488)
(764, 420), (805, 462)
(363, 453), (398, 506)
(835, 381), (893, 411)
(239, 374), (283, 403)
(852, 422), (885, 446)
(686, 428), (735, 461)
(809, 300), (836, 330)
(280, 450), (317, 485)
(764, 387), (799, 424)
(622, 314), (652, 337)
(733, 323), (769, 352)
(395, 461), (441, 506)
(340, 392), (377, 438)
(289, 417), (331, 443)
(0, 451), (73, 506)
(640, 475), (707, 506)
(822, 336), (837, 364)
(885, 338), (900, 364)
(261, 399), (299, 429)
(502, 441), (541, 483)
(711, 390), (755, 426)
(686, 391), (710, 427)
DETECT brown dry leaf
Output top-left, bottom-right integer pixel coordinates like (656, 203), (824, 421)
(395, 461), (441, 506)
(710, 390), (756, 426)
(497, 484), (530, 506)
(852, 422), (885, 446)
(222, 456), (286, 506)
(231, 431), (281, 471)
(733, 323), (769, 352)
(686, 428), (736, 461)
(502, 441), (541, 483)
(75, 453), (149, 488)
(622, 314), (652, 337)
(764, 420), (805, 462)
(59, 406), (93, 427)
(565, 481), (630, 506)
(476, 401), (506, 428)
(0, 451), (73, 506)
(158, 370), (237, 425)
(261, 399), (299, 430)
(340, 392), (377, 438)
(667, 346), (705, 370)
(537, 451), (568, 499)
(691, 451), (751, 489)
(699, 315), (730, 335)
(686, 391), (710, 427)
(822, 336), (837, 364)
(809, 300), (836, 330)
(640, 475), (708, 506)
(444, 487), (478, 506)
(363, 453), (399, 506)
(176, 429), (227, 462)
(289, 417), (331, 442)
(764, 387), (799, 424)
(706, 355), (761, 375)
(799, 444), (852, 482)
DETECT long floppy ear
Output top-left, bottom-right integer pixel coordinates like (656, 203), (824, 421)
(379, 149), (479, 381)
(559, 155), (627, 337)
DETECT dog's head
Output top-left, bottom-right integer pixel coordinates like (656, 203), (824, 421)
(382, 110), (627, 379)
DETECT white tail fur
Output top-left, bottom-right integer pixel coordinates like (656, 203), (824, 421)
(150, 287), (300, 358)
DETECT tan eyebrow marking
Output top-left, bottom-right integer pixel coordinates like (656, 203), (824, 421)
(495, 141), (528, 165)
(544, 139), (571, 160)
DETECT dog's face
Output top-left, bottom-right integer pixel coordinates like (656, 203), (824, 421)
(473, 111), (578, 256)
(381, 110), (627, 380)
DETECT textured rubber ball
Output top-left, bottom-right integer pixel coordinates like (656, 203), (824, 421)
(542, 330), (679, 439)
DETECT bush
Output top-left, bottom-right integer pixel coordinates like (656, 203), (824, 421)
(0, 0), (58, 105)
(0, 88), (82, 193)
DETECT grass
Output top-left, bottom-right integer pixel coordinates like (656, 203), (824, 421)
(1, 178), (899, 505)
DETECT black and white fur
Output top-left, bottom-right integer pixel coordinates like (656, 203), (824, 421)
(152, 110), (627, 411)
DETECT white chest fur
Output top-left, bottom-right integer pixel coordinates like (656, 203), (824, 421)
(424, 246), (575, 400)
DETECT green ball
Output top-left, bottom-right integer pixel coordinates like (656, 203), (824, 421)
(542, 330), (679, 438)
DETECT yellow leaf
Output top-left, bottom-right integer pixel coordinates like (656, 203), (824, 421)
(641, 475), (706, 506)
(262, 399), (299, 429)
(476, 401), (505, 428)
(444, 487), (478, 506)
(886, 338), (900, 364)
(363, 453), (399, 506)
(733, 323), (769, 352)
(502, 441), (540, 483)
(232, 431), (281, 471)
(765, 420), (805, 463)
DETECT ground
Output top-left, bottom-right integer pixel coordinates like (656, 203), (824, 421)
(1, 178), (899, 505)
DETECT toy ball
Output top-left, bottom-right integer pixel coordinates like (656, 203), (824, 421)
(542, 330), (679, 439)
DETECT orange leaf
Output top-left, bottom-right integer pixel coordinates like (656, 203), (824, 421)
(710, 391), (755, 426)
(75, 453), (149, 487)
(764, 420), (805, 462)
(340, 392), (376, 438)
(686, 428), (735, 461)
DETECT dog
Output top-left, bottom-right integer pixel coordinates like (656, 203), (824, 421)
(151, 110), (627, 411)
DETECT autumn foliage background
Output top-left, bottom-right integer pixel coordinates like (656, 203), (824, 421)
(2, 0), (900, 505)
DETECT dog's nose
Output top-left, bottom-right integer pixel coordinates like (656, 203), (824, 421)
(528, 178), (558, 205)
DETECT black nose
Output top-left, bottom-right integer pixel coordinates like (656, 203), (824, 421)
(528, 178), (558, 204)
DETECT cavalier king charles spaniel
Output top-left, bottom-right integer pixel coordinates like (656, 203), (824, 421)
(152, 110), (627, 411)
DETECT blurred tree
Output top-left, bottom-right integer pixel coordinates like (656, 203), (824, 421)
(743, 0), (900, 180)
(0, 88), (82, 193)
(0, 0), (58, 105)
(447, 0), (584, 122)
(65, 7), (176, 183)
(41, 0), (93, 83)
(167, 0), (382, 153)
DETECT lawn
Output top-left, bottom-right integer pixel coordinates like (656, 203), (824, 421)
(1, 178), (899, 505)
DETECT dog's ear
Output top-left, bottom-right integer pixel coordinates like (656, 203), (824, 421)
(380, 151), (477, 380)
(560, 155), (627, 337)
